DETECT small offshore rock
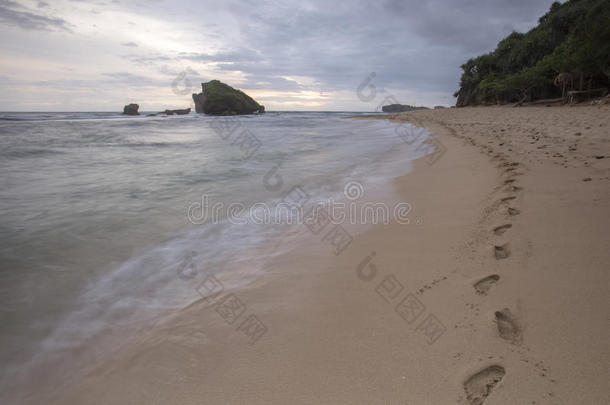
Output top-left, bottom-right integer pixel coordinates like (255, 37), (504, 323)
(123, 103), (140, 115)
(164, 108), (191, 115)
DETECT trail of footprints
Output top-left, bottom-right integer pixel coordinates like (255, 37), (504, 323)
(464, 156), (525, 404)
(430, 117), (568, 402)
(440, 120), (556, 403)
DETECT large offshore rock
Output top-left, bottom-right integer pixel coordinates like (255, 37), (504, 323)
(192, 80), (264, 115)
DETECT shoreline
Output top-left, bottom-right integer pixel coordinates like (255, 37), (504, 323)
(20, 105), (610, 404)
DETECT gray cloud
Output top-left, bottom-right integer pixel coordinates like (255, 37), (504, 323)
(177, 49), (264, 63)
(213, 0), (557, 95)
(0, 0), (72, 32)
(118, 0), (557, 103)
(124, 53), (173, 65)
(27, 74), (164, 89)
(1, 0), (561, 109)
(101, 72), (167, 86)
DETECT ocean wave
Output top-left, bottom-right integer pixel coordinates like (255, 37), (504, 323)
(0, 148), (66, 158)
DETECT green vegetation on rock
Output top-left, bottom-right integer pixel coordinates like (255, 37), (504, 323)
(192, 80), (264, 115)
(454, 0), (610, 106)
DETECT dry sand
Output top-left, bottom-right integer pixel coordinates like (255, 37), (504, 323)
(38, 105), (610, 404)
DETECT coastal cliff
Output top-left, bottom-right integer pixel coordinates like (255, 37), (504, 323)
(454, 0), (610, 106)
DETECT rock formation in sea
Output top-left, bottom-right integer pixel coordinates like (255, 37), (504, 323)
(381, 104), (429, 113)
(123, 104), (140, 115)
(192, 80), (265, 115)
(192, 91), (206, 114)
(164, 108), (191, 115)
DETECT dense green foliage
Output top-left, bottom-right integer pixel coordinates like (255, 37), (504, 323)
(200, 80), (262, 115)
(455, 0), (610, 106)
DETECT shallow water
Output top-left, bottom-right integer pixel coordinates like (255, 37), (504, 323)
(0, 111), (433, 396)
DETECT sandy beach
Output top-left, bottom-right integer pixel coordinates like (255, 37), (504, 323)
(3, 1), (609, 403)
(31, 105), (610, 404)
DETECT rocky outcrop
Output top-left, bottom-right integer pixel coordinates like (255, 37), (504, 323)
(192, 92), (206, 113)
(123, 103), (139, 115)
(164, 108), (191, 115)
(192, 80), (264, 115)
(381, 104), (429, 113)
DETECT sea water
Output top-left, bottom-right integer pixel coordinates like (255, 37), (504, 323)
(0, 111), (434, 398)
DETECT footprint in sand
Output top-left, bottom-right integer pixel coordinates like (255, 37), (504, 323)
(464, 365), (506, 405)
(508, 207), (520, 216)
(495, 308), (523, 344)
(493, 224), (512, 235)
(474, 275), (500, 295)
(494, 244), (510, 260)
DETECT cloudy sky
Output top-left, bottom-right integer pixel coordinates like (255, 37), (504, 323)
(0, 0), (558, 111)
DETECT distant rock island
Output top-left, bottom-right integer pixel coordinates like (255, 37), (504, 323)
(123, 103), (139, 115)
(381, 104), (429, 113)
(145, 108), (192, 117)
(123, 104), (191, 116)
(192, 80), (265, 115)
(164, 108), (190, 115)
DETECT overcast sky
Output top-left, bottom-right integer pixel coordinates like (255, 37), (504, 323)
(0, 0), (558, 111)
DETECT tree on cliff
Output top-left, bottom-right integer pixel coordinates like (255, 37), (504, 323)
(454, 0), (610, 106)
